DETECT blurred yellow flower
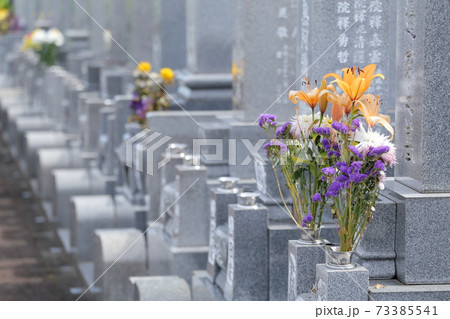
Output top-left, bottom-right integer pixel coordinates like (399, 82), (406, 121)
(160, 67), (175, 84)
(0, 9), (9, 21)
(324, 64), (384, 101)
(137, 62), (151, 73)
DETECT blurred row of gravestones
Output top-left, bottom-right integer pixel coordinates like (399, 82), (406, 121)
(0, 0), (448, 301)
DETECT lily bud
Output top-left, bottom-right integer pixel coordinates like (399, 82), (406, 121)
(318, 80), (328, 114)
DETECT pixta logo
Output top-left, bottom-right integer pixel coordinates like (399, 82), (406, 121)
(126, 129), (270, 175)
(125, 129), (173, 176)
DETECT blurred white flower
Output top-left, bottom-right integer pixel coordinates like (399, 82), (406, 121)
(47, 28), (64, 46)
(31, 29), (47, 44)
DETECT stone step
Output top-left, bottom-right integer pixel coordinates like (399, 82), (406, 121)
(369, 279), (450, 301)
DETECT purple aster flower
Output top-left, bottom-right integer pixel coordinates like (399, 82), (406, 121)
(302, 221), (306, 227)
(331, 121), (349, 134)
(348, 145), (364, 159)
(258, 114), (277, 128)
(349, 173), (368, 184)
(335, 161), (348, 169)
(312, 193), (322, 202)
(351, 118), (361, 131)
(263, 140), (288, 156)
(374, 160), (385, 171)
(276, 122), (292, 138)
(303, 213), (313, 224)
(350, 161), (362, 172)
(130, 98), (145, 111)
(325, 181), (344, 197)
(321, 167), (336, 176)
(322, 138), (331, 151)
(313, 127), (331, 135)
(332, 143), (340, 151)
(336, 175), (349, 183)
(368, 146), (390, 157)
(327, 151), (341, 158)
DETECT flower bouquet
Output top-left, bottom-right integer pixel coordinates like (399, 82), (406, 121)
(22, 27), (64, 66)
(260, 64), (396, 257)
(129, 62), (174, 126)
(0, 0), (18, 34)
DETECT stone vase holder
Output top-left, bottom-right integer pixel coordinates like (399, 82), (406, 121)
(325, 246), (356, 269)
(299, 227), (321, 244)
(287, 239), (325, 301)
(315, 263), (369, 301)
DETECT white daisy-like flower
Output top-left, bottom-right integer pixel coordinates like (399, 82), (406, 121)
(290, 112), (320, 139)
(354, 126), (397, 167)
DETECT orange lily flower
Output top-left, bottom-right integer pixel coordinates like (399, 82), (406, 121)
(324, 64), (385, 101)
(357, 94), (394, 140)
(321, 86), (352, 121)
(289, 78), (321, 110)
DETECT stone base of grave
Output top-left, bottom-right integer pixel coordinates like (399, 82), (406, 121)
(368, 279), (450, 301)
(353, 254), (396, 280)
(51, 168), (108, 227)
(353, 194), (397, 279)
(147, 223), (208, 285)
(37, 147), (84, 198)
(24, 131), (69, 177)
(128, 276), (192, 301)
(316, 263), (369, 301)
(384, 179), (450, 284)
(15, 116), (55, 159)
(191, 270), (225, 301)
(93, 228), (147, 301)
(177, 73), (232, 110)
(70, 194), (135, 261)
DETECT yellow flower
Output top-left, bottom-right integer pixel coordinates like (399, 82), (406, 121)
(232, 61), (242, 78)
(289, 78), (322, 110)
(160, 67), (175, 84)
(0, 9), (9, 21)
(324, 64), (384, 101)
(357, 94), (394, 140)
(137, 62), (151, 73)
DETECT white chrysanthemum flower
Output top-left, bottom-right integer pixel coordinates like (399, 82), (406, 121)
(31, 29), (47, 44)
(290, 112), (320, 139)
(354, 126), (397, 167)
(47, 28), (64, 46)
(378, 171), (386, 190)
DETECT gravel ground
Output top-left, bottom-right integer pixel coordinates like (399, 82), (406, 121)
(0, 135), (93, 300)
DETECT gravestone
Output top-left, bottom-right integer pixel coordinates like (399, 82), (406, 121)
(383, 0), (450, 287)
(394, 0), (450, 193)
(224, 193), (269, 301)
(147, 163), (210, 284)
(89, 0), (109, 55)
(130, 0), (153, 62)
(151, 0), (187, 70)
(299, 0), (397, 120)
(233, 0), (299, 122)
(206, 177), (240, 282)
(177, 0), (234, 110)
(109, 0), (130, 64)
